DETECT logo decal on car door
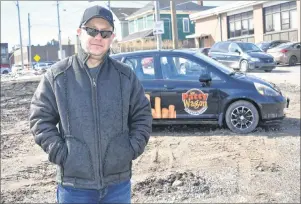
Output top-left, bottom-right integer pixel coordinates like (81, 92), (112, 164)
(145, 94), (176, 119)
(182, 89), (208, 115)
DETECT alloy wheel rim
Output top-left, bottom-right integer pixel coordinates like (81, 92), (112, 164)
(230, 106), (254, 130)
(241, 61), (248, 71)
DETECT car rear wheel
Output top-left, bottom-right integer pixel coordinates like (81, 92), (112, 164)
(225, 100), (259, 134)
(240, 60), (249, 72)
(289, 56), (297, 66)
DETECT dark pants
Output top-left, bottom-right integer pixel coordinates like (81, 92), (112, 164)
(57, 180), (131, 203)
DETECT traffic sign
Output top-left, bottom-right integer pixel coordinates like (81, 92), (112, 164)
(33, 54), (41, 62)
(153, 21), (164, 35)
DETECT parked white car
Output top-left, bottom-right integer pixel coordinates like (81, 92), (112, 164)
(34, 62), (52, 71)
(11, 64), (23, 73)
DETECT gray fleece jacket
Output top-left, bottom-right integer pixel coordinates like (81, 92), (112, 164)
(29, 50), (152, 190)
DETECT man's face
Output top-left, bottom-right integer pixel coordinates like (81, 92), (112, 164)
(77, 18), (115, 58)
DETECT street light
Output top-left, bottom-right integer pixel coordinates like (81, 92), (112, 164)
(57, 0), (63, 60)
(15, 0), (25, 70)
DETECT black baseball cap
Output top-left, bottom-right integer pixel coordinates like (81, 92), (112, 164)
(79, 5), (114, 30)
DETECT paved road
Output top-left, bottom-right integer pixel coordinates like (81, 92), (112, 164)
(249, 64), (300, 86)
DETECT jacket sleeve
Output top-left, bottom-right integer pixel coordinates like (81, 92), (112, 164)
(29, 71), (67, 165)
(128, 71), (152, 160)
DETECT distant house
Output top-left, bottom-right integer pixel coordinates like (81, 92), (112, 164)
(1, 43), (9, 66)
(110, 7), (140, 41)
(13, 44), (75, 66)
(117, 0), (215, 51)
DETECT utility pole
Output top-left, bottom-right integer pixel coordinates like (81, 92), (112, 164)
(28, 13), (32, 69)
(16, 1), (24, 70)
(154, 1), (162, 50)
(107, 0), (110, 10)
(170, 1), (178, 49)
(56, 0), (63, 60)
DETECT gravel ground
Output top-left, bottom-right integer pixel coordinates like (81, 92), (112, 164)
(1, 65), (300, 203)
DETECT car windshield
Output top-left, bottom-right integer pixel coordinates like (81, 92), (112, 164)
(257, 42), (270, 49)
(238, 43), (262, 52)
(194, 52), (232, 75)
(276, 43), (293, 48)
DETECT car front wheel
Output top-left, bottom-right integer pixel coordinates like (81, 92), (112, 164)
(240, 60), (249, 72)
(225, 100), (259, 134)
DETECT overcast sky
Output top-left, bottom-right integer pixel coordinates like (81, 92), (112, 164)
(1, 1), (234, 52)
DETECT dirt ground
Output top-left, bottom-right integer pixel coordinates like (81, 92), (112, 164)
(1, 65), (300, 203)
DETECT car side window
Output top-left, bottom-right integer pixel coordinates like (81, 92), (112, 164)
(219, 42), (231, 53)
(294, 44), (301, 49)
(160, 56), (222, 81)
(124, 56), (155, 80)
(229, 43), (240, 53)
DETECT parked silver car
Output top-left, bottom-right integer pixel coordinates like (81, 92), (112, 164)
(267, 42), (301, 66)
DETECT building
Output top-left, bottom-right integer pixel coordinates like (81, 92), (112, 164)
(189, 0), (300, 47)
(1, 43), (9, 67)
(13, 44), (75, 66)
(116, 0), (215, 51)
(110, 7), (140, 41)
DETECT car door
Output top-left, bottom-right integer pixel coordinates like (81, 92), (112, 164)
(216, 42), (231, 67)
(122, 54), (164, 120)
(210, 42), (227, 63)
(158, 54), (222, 120)
(227, 42), (242, 69)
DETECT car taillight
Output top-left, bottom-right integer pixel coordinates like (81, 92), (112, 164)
(280, 49), (288, 53)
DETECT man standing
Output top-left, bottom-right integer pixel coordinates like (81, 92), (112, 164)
(29, 5), (152, 203)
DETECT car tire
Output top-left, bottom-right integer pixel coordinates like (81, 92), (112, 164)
(225, 100), (259, 134)
(240, 60), (249, 72)
(288, 56), (297, 66)
(264, 70), (272, 72)
(2, 70), (8, 74)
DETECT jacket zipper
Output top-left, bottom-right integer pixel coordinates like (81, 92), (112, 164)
(84, 68), (103, 190)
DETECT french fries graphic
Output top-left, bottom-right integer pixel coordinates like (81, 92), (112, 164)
(145, 94), (176, 119)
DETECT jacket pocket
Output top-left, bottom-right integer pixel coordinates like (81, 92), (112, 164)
(103, 132), (134, 177)
(62, 136), (95, 180)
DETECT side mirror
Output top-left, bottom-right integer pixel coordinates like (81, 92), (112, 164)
(234, 49), (241, 54)
(199, 73), (212, 83)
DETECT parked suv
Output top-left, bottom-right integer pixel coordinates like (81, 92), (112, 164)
(208, 41), (276, 72)
(256, 40), (289, 52)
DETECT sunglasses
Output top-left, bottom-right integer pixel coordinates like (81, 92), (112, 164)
(82, 27), (113, 38)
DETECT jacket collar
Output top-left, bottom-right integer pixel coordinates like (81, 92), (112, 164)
(76, 45), (110, 68)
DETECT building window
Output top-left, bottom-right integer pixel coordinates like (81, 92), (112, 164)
(183, 18), (190, 33)
(137, 17), (144, 31)
(129, 20), (135, 34)
(227, 11), (253, 39)
(144, 14), (154, 30)
(264, 1), (297, 33)
(1, 47), (7, 55)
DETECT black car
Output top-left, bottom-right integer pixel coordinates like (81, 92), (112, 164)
(111, 50), (289, 134)
(208, 41), (276, 72)
(256, 40), (290, 52)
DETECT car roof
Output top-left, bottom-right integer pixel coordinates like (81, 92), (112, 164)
(111, 49), (197, 58)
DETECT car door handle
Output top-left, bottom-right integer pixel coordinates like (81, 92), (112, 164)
(164, 85), (175, 90)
